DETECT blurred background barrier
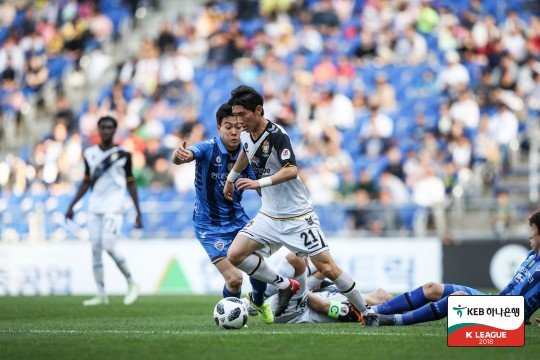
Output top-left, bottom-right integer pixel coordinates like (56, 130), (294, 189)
(443, 239), (530, 289)
(0, 237), (442, 296)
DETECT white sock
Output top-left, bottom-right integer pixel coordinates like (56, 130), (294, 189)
(237, 254), (290, 290)
(92, 245), (105, 296)
(334, 271), (368, 314)
(306, 276), (324, 291)
(264, 257), (296, 297)
(107, 249), (133, 284)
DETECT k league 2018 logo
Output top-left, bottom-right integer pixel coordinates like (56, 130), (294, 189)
(448, 295), (524, 347)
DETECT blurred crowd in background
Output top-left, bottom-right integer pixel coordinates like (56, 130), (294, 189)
(0, 0), (539, 239)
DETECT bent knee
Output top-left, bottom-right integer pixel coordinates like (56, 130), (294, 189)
(318, 264), (341, 280)
(286, 253), (307, 274)
(422, 282), (443, 300)
(227, 276), (243, 290)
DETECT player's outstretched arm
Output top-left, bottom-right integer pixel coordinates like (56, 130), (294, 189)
(127, 180), (143, 229)
(172, 141), (194, 165)
(65, 178), (91, 219)
(235, 165), (298, 191)
(224, 150), (250, 200)
(124, 153), (143, 229)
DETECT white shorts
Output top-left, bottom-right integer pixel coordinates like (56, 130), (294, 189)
(88, 213), (123, 248)
(239, 211), (329, 257)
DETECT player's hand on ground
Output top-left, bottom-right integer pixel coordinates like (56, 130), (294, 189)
(235, 178), (260, 190)
(135, 213), (143, 229)
(65, 208), (74, 220)
(224, 181), (235, 200)
(172, 142), (192, 165)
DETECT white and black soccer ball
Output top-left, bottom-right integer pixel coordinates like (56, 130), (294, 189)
(213, 297), (248, 330)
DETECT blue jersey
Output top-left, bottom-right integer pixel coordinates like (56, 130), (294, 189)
(499, 250), (540, 318)
(189, 137), (255, 233)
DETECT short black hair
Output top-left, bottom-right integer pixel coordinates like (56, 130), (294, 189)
(97, 115), (118, 128)
(216, 102), (233, 126)
(529, 211), (540, 230)
(228, 85), (264, 116)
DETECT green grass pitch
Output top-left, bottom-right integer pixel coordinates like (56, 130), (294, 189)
(1, 296), (538, 360)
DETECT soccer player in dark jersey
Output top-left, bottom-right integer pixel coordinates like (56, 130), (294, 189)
(223, 85), (379, 327)
(172, 103), (273, 324)
(373, 211), (540, 326)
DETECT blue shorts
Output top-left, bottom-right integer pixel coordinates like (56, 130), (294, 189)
(450, 284), (485, 296)
(194, 224), (243, 264)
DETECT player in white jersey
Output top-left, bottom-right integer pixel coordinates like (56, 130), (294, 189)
(65, 116), (143, 306)
(223, 85), (379, 327)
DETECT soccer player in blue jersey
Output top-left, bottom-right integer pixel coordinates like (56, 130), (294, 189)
(373, 211), (540, 326)
(172, 103), (273, 324)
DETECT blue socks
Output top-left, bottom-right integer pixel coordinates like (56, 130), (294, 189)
(375, 286), (428, 315)
(222, 285), (240, 299)
(399, 296), (448, 325)
(221, 277), (267, 306)
(249, 276), (267, 306)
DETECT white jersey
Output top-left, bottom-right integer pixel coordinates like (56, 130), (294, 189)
(241, 121), (312, 218)
(83, 145), (133, 214)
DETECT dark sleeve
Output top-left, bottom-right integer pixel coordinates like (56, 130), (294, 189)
(273, 132), (297, 167)
(124, 153), (135, 182)
(84, 158), (90, 179)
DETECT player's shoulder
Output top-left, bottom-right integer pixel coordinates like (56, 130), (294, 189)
(83, 145), (100, 158)
(268, 121), (288, 135)
(192, 138), (216, 148)
(117, 147), (131, 159)
(527, 250), (540, 260)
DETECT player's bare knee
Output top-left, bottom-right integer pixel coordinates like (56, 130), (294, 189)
(319, 263), (341, 280)
(226, 250), (245, 267)
(423, 282), (443, 300)
(286, 253), (306, 276)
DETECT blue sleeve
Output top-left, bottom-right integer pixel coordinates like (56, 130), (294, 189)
(188, 140), (213, 160)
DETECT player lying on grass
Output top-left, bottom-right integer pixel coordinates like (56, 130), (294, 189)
(171, 103), (273, 324)
(372, 211), (540, 326)
(264, 253), (393, 324)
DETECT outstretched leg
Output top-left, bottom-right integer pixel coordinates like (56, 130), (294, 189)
(392, 291), (468, 326)
(374, 282), (455, 314)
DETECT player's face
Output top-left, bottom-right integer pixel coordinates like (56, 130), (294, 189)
(530, 224), (540, 252)
(218, 116), (242, 151)
(98, 121), (116, 143)
(232, 105), (259, 133)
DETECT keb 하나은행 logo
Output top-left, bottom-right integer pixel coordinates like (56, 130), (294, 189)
(447, 295), (524, 347)
(453, 305), (467, 318)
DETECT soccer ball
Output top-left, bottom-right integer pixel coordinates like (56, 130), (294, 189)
(213, 297), (248, 330)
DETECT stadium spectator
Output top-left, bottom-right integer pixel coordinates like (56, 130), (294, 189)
(412, 166), (447, 237)
(488, 101), (519, 172)
(436, 51), (470, 95)
(1, 0), (538, 239)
